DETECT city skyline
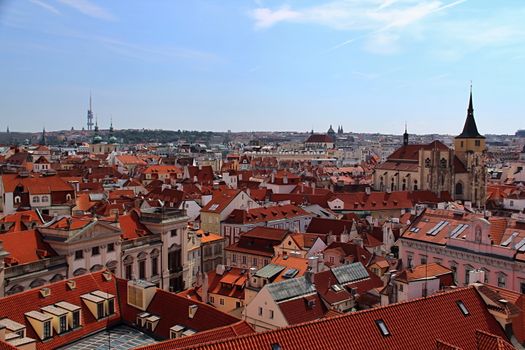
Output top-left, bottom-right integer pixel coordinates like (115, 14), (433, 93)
(1, 0), (524, 134)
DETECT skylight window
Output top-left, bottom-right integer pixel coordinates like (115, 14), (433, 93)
(209, 204), (219, 211)
(456, 300), (469, 316)
(375, 319), (391, 336)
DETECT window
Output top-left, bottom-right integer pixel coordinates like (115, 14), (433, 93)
(72, 310), (80, 328)
(510, 200), (514, 207)
(41, 195), (49, 202)
(521, 283), (525, 294)
(497, 274), (506, 288)
(456, 300), (469, 316)
(33, 196), (40, 203)
(440, 158), (447, 168)
(139, 260), (146, 279)
(66, 194), (72, 201)
(258, 307), (263, 316)
(420, 255), (427, 265)
(220, 298), (224, 305)
(152, 256), (158, 276)
(210, 296), (215, 303)
(59, 315), (67, 333)
(407, 254), (413, 268)
(92, 246), (100, 256)
(242, 256), (247, 265)
(232, 254), (237, 263)
(43, 321), (51, 339)
(75, 250), (84, 260)
(171, 229), (177, 237)
(125, 264), (132, 280)
(413, 180), (418, 191)
(375, 319), (390, 336)
(425, 158), (431, 168)
(269, 310), (274, 319)
(453, 182), (464, 196)
(398, 283), (404, 292)
(14, 196), (21, 204)
(475, 140), (481, 147)
(97, 302), (105, 319)
(108, 298), (115, 315)
(253, 257), (258, 266)
(107, 243), (115, 252)
(460, 141), (464, 148)
(465, 266), (472, 285)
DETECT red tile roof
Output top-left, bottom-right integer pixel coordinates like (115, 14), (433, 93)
(225, 204), (310, 225)
(174, 287), (508, 350)
(135, 321), (254, 350)
(0, 229), (57, 265)
(0, 271), (120, 350)
(116, 278), (240, 340)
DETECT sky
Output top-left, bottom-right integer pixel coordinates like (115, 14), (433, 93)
(0, 0), (524, 134)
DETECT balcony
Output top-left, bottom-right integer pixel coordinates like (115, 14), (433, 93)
(140, 208), (187, 224)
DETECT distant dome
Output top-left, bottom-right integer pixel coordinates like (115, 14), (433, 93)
(109, 135), (117, 144)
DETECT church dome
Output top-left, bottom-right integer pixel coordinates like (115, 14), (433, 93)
(109, 135), (117, 144)
(93, 135), (102, 144)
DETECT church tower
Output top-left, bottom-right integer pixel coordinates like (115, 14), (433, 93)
(454, 86), (486, 207)
(403, 123), (409, 146)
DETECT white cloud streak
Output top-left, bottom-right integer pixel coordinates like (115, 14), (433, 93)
(251, 0), (471, 54)
(29, 0), (61, 15)
(56, 0), (115, 21)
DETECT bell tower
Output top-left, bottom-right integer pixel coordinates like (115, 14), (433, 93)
(454, 85), (486, 207)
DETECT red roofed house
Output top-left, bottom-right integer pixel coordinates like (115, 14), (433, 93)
(225, 227), (289, 269)
(176, 286), (514, 350)
(222, 204), (313, 246)
(304, 133), (335, 150)
(0, 270), (250, 350)
(380, 263), (454, 306)
(0, 174), (75, 215)
(400, 208), (525, 293)
(200, 190), (259, 234)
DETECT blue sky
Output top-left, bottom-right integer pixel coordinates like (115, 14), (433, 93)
(0, 0), (524, 134)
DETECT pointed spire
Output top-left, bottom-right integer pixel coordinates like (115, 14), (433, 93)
(40, 127), (47, 146)
(403, 122), (409, 146)
(456, 83), (484, 139)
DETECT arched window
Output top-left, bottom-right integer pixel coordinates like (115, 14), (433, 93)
(73, 268), (87, 276)
(425, 158), (431, 168)
(455, 182), (463, 195)
(66, 194), (72, 201)
(413, 180), (418, 191)
(32, 196), (40, 203)
(14, 196), (21, 204)
(30, 278), (46, 288)
(50, 274), (65, 283)
(41, 195), (49, 202)
(475, 226), (482, 243)
(440, 158), (447, 168)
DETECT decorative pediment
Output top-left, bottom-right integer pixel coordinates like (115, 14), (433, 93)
(66, 221), (121, 243)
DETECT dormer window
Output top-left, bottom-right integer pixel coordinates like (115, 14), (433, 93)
(43, 320), (51, 339)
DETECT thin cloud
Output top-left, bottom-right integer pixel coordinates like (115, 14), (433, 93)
(251, 0), (470, 54)
(30, 0), (61, 15)
(56, 0), (115, 21)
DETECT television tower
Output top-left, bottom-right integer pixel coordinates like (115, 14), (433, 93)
(87, 93), (94, 131)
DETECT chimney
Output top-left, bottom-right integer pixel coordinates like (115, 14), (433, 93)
(304, 269), (314, 284)
(216, 264), (225, 276)
(308, 256), (319, 273)
(365, 187), (371, 195)
(468, 269), (485, 285)
(188, 304), (198, 319)
(202, 272), (209, 304)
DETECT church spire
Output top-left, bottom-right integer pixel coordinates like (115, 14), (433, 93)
(40, 127), (47, 146)
(456, 83), (484, 139)
(403, 122), (409, 146)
